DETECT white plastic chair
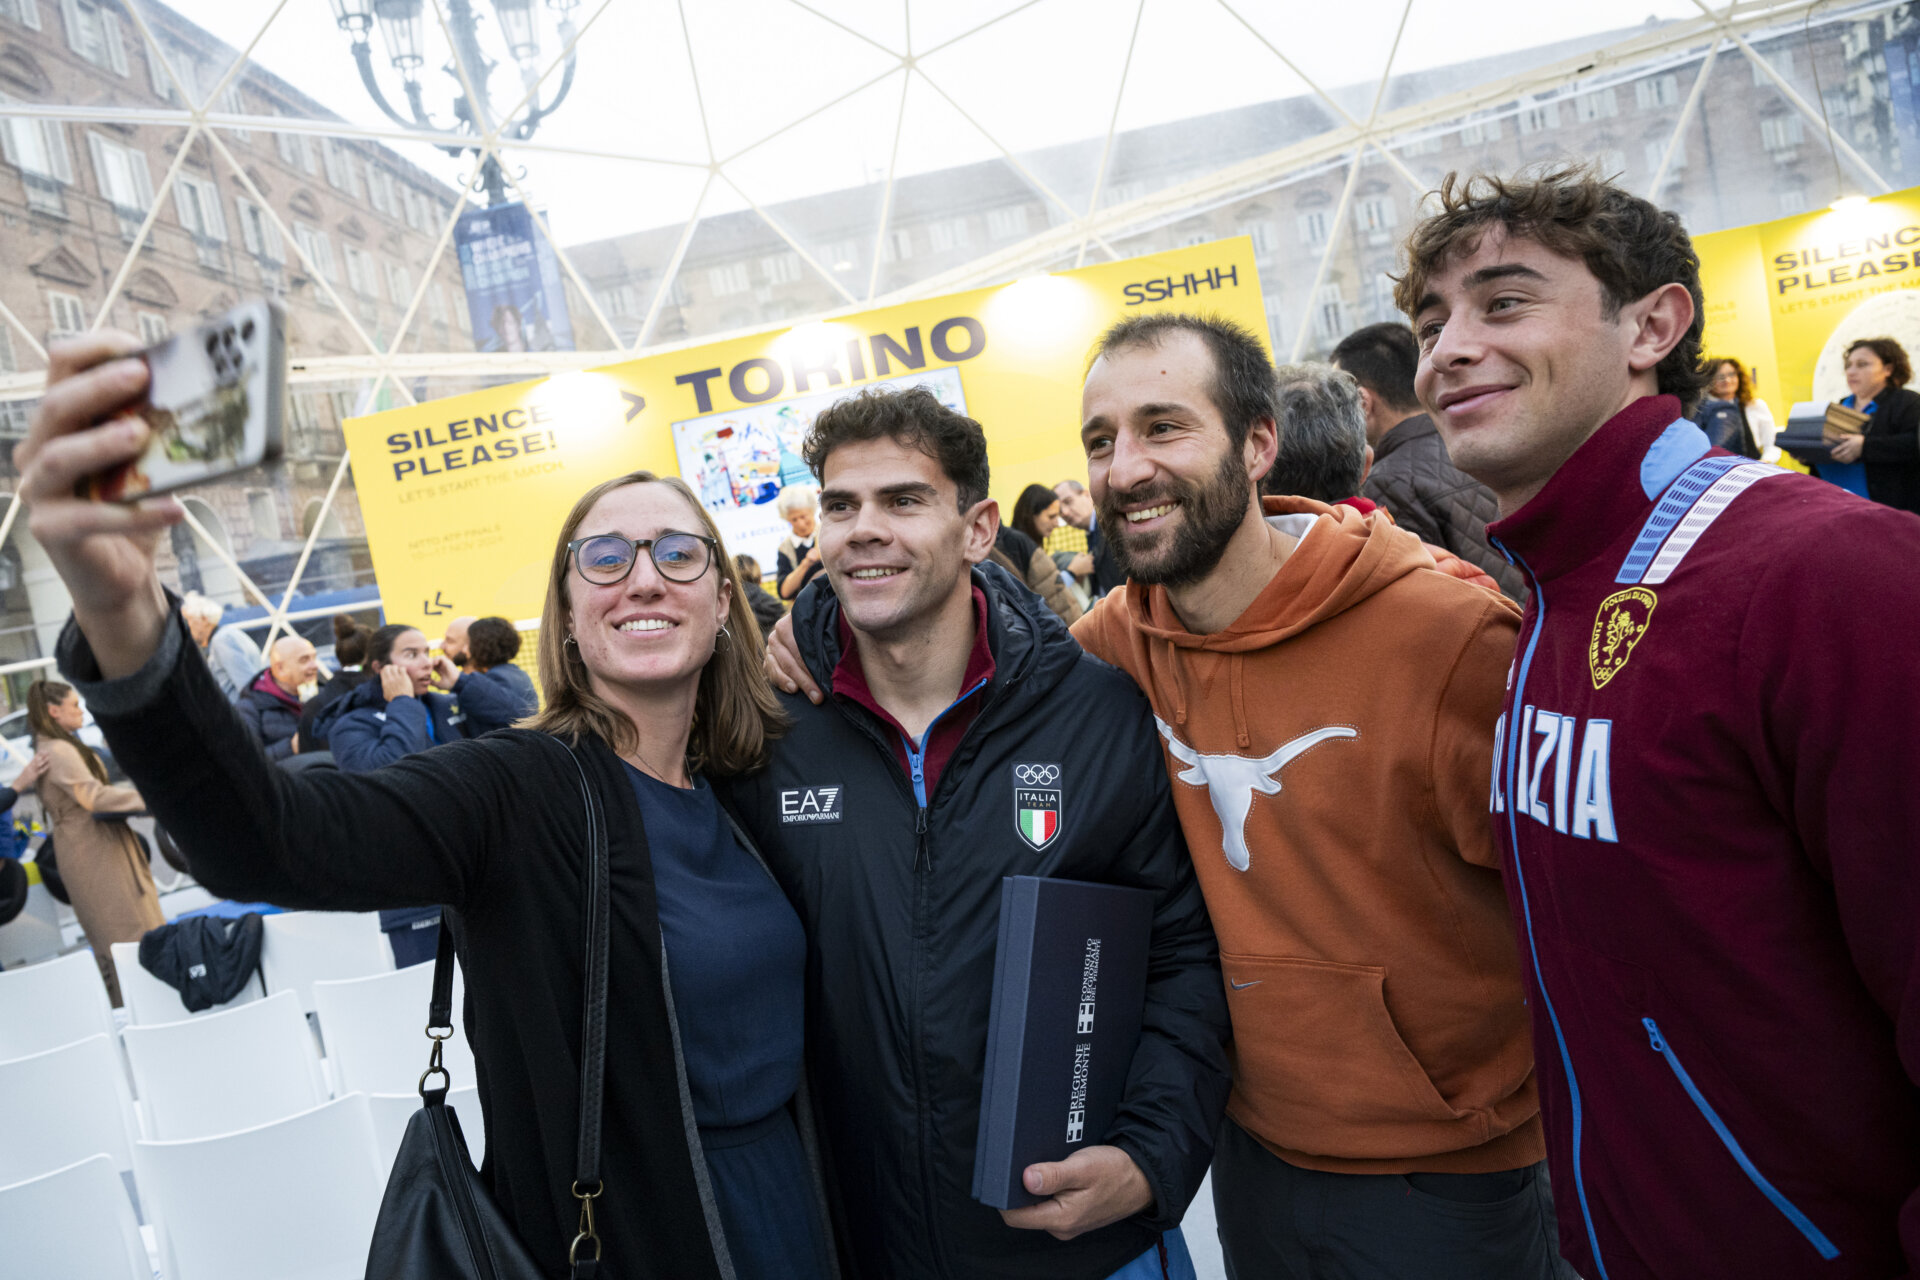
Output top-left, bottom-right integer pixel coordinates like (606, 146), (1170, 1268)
(0, 1155), (150, 1280)
(312, 962), (475, 1095)
(0, 1033), (139, 1186)
(367, 1084), (483, 1174)
(0, 949), (116, 1061)
(111, 939), (264, 1027)
(134, 1092), (385, 1280)
(261, 910), (392, 1014)
(121, 989), (327, 1141)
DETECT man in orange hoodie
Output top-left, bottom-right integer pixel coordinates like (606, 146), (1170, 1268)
(1073, 314), (1558, 1279)
(762, 315), (1558, 1277)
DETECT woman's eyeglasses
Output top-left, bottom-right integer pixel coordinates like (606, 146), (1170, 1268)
(567, 532), (717, 585)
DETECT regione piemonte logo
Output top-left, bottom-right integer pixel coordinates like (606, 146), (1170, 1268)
(1013, 762), (1062, 851)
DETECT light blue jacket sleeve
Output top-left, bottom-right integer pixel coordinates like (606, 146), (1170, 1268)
(207, 625), (262, 703)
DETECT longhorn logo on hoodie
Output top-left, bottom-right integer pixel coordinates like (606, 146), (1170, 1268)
(1155, 719), (1358, 871)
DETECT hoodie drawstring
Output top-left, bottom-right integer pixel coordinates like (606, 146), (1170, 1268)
(1229, 653), (1250, 749)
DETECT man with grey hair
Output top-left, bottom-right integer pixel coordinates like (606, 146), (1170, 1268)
(1264, 362), (1372, 503)
(181, 591), (261, 703)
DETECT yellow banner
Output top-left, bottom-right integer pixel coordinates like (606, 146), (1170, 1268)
(344, 239), (1266, 625)
(1697, 186), (1920, 416)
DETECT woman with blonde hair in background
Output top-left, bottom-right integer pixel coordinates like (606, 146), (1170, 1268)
(27, 679), (160, 1005)
(15, 329), (833, 1277)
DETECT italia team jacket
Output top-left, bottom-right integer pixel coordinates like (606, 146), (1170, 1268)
(1485, 395), (1920, 1279)
(722, 560), (1232, 1280)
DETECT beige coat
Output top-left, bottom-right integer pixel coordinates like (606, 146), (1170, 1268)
(37, 736), (161, 1005)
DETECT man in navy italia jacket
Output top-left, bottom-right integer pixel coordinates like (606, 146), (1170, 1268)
(723, 386), (1230, 1280)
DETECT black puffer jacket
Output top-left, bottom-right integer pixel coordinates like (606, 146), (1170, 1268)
(722, 560), (1230, 1280)
(1361, 413), (1528, 600)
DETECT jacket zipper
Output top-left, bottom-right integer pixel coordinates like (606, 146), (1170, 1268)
(1640, 1018), (1839, 1260)
(1488, 537), (1612, 1280)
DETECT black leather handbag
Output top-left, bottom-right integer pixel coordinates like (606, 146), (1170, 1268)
(365, 742), (613, 1279)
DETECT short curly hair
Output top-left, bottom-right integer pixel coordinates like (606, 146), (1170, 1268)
(466, 616), (521, 669)
(803, 386), (989, 511)
(1844, 337), (1913, 390)
(1395, 164), (1709, 411)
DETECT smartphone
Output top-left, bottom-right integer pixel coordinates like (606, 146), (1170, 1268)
(87, 298), (286, 501)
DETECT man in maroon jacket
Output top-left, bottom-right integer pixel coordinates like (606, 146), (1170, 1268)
(1398, 164), (1920, 1280)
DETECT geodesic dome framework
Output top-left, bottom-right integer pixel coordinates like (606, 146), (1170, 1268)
(0, 0), (1907, 699)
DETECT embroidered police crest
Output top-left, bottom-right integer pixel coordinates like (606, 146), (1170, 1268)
(1589, 588), (1657, 690)
(1012, 762), (1062, 851)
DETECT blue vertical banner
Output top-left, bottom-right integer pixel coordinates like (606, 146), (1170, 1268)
(1885, 34), (1920, 178)
(453, 202), (576, 353)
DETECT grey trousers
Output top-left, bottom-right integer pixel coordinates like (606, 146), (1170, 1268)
(1211, 1119), (1579, 1280)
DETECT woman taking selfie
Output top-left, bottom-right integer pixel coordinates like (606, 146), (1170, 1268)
(18, 335), (833, 1280)
(27, 679), (159, 1006)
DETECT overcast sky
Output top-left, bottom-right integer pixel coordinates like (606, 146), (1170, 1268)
(149, 0), (1696, 245)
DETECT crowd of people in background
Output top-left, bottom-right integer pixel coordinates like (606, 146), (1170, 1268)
(7, 161), (1920, 1280)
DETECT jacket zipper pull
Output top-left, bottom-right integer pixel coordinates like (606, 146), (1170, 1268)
(1642, 1016), (1664, 1052)
(914, 811), (929, 870)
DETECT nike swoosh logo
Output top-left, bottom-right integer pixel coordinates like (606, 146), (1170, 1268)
(1229, 979), (1263, 990)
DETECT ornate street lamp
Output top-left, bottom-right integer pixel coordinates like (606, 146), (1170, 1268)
(328, 0), (579, 206)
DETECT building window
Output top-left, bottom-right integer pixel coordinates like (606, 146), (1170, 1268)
(221, 85), (250, 140)
(761, 252), (802, 286)
(1458, 118), (1502, 146)
(986, 206), (1029, 241)
(1760, 113), (1804, 159)
(1777, 185), (1810, 216)
(0, 92), (75, 215)
(1635, 74), (1681, 110)
(46, 290), (86, 339)
(928, 217), (971, 252)
(275, 129), (320, 176)
(63, 0), (128, 75)
(1644, 137), (1685, 172)
(174, 174), (228, 266)
(1518, 101), (1561, 134)
(0, 322), (14, 373)
(319, 138), (359, 196)
(235, 197), (284, 262)
(1240, 219), (1277, 258)
(291, 221), (337, 284)
(136, 311), (167, 345)
(401, 186), (427, 231)
(1597, 148), (1629, 178)
(1312, 285), (1347, 343)
(707, 262), (750, 297)
(1754, 48), (1794, 85)
(385, 261), (411, 305)
(343, 245), (378, 299)
(86, 131), (153, 239)
(1401, 133), (1443, 156)
(427, 281), (449, 325)
(1354, 196), (1398, 235)
(1574, 88), (1619, 122)
(1297, 209), (1329, 247)
(881, 228), (914, 262)
(0, 0), (44, 31)
(247, 490), (279, 540)
(367, 165), (398, 218)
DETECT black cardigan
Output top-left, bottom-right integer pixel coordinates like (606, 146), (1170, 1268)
(1858, 384), (1920, 514)
(59, 607), (739, 1279)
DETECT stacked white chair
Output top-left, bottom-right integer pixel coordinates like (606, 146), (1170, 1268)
(261, 910), (393, 1016)
(0, 1033), (139, 1187)
(0, 1155), (151, 1280)
(0, 949), (116, 1061)
(121, 989), (327, 1140)
(135, 1092), (386, 1280)
(367, 1083), (484, 1173)
(111, 938), (264, 1026)
(312, 961), (476, 1094)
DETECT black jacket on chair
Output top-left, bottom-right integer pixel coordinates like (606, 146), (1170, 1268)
(1857, 384), (1920, 514)
(722, 560), (1230, 1280)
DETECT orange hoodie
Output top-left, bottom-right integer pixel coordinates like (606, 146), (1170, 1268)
(1072, 497), (1541, 1175)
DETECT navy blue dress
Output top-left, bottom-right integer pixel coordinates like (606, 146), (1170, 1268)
(624, 765), (830, 1280)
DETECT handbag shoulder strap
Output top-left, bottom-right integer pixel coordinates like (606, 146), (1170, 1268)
(421, 735), (613, 1275)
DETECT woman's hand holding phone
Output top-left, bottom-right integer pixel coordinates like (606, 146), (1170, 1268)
(16, 334), (182, 680)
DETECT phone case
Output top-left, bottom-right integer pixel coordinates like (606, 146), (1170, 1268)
(87, 298), (286, 502)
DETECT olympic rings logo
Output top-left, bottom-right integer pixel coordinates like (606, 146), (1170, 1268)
(1014, 764), (1060, 786)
